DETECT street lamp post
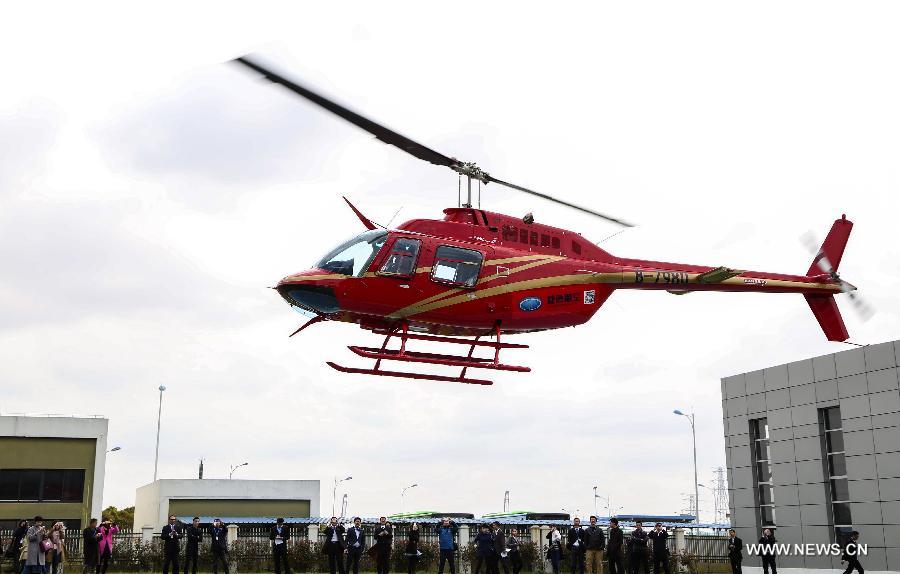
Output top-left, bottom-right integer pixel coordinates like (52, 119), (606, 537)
(401, 483), (418, 514)
(674, 408), (700, 524)
(153, 385), (166, 482)
(333, 476), (352, 517)
(229, 462), (249, 479)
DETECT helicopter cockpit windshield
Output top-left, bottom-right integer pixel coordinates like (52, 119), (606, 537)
(316, 230), (388, 277)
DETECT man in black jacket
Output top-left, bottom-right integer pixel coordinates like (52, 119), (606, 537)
(567, 518), (588, 574)
(162, 515), (183, 574)
(758, 529), (777, 574)
(841, 531), (863, 574)
(373, 517), (393, 574)
(185, 517), (203, 574)
(585, 517), (606, 574)
(607, 519), (625, 574)
(647, 524), (668, 574)
(489, 522), (505, 574)
(323, 517), (347, 574)
(345, 517), (366, 574)
(81, 519), (99, 574)
(270, 518), (291, 574)
(627, 522), (648, 574)
(209, 519), (229, 574)
(727, 529), (742, 574)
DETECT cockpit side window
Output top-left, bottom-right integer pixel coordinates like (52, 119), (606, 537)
(378, 237), (421, 278)
(430, 245), (484, 288)
(316, 230), (388, 277)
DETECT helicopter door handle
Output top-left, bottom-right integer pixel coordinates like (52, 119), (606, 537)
(398, 284), (410, 289)
(496, 266), (509, 277)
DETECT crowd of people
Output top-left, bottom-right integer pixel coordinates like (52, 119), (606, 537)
(3, 515), (867, 574)
(1, 516), (119, 574)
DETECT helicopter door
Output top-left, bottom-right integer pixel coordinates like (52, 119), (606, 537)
(365, 236), (426, 315)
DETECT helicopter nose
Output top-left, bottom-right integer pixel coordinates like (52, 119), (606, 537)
(278, 283), (341, 314)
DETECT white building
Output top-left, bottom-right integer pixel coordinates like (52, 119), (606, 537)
(134, 478), (320, 531)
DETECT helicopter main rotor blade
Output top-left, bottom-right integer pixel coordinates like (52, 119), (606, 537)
(232, 56), (457, 168)
(486, 175), (635, 228)
(232, 55), (634, 228)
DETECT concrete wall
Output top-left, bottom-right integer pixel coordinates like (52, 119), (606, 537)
(0, 415), (108, 526)
(134, 479), (320, 532)
(722, 341), (900, 572)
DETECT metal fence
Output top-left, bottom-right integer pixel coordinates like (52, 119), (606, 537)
(1, 525), (730, 571)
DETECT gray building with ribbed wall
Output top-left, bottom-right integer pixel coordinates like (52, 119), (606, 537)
(722, 340), (900, 571)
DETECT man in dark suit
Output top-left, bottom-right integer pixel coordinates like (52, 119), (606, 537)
(607, 519), (625, 574)
(162, 515), (183, 574)
(322, 517), (347, 574)
(185, 517), (203, 574)
(567, 518), (588, 574)
(489, 522), (505, 574)
(758, 529), (777, 574)
(727, 529), (742, 574)
(270, 518), (291, 574)
(841, 531), (863, 574)
(647, 524), (668, 574)
(345, 517), (366, 574)
(373, 516), (393, 574)
(627, 522), (648, 574)
(82, 519), (100, 574)
(209, 519), (230, 574)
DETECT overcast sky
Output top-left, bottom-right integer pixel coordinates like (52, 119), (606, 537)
(1, 2), (899, 522)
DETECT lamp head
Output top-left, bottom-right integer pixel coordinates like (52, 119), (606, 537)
(673, 409), (684, 416)
(159, 385), (167, 392)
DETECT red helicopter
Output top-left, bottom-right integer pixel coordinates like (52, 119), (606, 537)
(232, 57), (870, 386)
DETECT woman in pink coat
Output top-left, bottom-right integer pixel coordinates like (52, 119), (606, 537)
(97, 521), (119, 574)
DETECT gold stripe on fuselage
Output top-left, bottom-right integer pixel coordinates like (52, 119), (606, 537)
(388, 256), (565, 318)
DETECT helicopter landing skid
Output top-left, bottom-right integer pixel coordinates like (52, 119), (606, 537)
(325, 323), (529, 385)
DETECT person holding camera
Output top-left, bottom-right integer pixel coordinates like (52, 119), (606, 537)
(82, 519), (100, 574)
(97, 519), (120, 574)
(647, 524), (668, 574)
(323, 517), (347, 574)
(435, 518), (458, 574)
(270, 518), (291, 574)
(24, 516), (48, 574)
(373, 517), (393, 574)
(162, 515), (183, 574)
(209, 519), (230, 574)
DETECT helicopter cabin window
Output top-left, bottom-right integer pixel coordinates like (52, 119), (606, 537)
(431, 246), (484, 288)
(541, 234), (551, 247)
(572, 240), (582, 255)
(378, 237), (421, 277)
(519, 229), (528, 243)
(551, 237), (560, 249)
(530, 231), (538, 246)
(316, 229), (388, 277)
(502, 225), (518, 242)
